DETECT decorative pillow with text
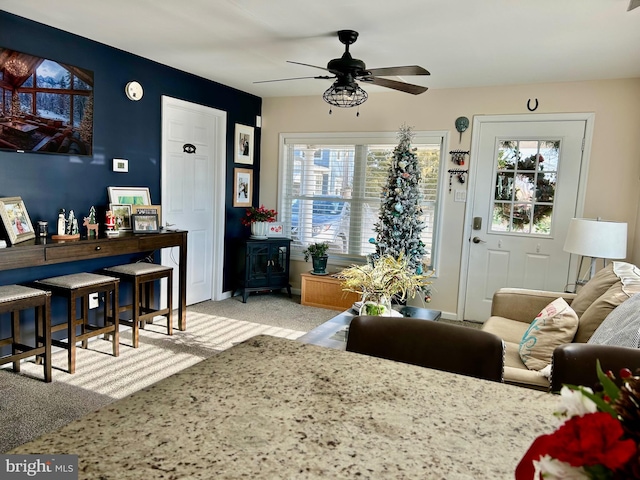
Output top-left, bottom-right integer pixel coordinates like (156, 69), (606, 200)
(519, 297), (579, 371)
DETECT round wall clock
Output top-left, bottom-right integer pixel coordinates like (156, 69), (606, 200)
(125, 81), (144, 101)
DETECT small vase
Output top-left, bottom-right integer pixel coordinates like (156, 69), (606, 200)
(359, 296), (392, 316)
(251, 221), (269, 238)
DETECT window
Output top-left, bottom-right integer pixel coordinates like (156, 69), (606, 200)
(278, 132), (445, 270)
(492, 140), (559, 235)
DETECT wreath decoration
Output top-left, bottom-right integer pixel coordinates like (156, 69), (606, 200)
(496, 154), (554, 230)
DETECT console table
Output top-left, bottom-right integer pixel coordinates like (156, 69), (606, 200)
(0, 230), (188, 330)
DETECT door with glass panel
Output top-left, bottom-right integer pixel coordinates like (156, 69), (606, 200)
(463, 119), (587, 322)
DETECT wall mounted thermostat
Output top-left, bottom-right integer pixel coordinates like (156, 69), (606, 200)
(125, 81), (144, 101)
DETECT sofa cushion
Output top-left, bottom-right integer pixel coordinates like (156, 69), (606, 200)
(482, 316), (530, 344)
(569, 263), (618, 318)
(519, 297), (579, 371)
(587, 293), (640, 348)
(574, 263), (640, 343)
(503, 341), (550, 388)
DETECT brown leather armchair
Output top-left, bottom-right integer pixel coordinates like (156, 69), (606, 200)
(345, 316), (505, 382)
(550, 343), (640, 392)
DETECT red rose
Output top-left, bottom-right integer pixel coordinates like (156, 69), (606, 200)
(546, 412), (636, 470)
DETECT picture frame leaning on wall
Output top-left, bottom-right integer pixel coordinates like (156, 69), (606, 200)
(0, 196), (36, 244)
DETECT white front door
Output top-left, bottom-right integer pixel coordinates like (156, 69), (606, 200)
(161, 96), (227, 305)
(462, 114), (592, 322)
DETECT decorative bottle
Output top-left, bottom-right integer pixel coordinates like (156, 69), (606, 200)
(57, 209), (66, 236)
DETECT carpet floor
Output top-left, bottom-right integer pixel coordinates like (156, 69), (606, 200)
(0, 293), (336, 453)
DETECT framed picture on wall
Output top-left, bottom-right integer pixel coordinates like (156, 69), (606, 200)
(0, 196), (35, 244)
(107, 186), (151, 206)
(233, 168), (253, 207)
(234, 123), (254, 165)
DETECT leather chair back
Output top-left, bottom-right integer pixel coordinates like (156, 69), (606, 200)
(346, 315), (505, 382)
(551, 343), (640, 392)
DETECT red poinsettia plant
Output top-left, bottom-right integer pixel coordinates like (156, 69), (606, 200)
(516, 362), (640, 479)
(240, 204), (277, 226)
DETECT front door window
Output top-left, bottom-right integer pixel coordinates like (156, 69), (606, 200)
(492, 140), (560, 235)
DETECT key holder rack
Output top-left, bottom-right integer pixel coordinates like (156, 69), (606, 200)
(450, 150), (469, 166)
(447, 169), (468, 193)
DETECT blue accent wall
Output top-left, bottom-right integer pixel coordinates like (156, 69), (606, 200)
(0, 10), (260, 293)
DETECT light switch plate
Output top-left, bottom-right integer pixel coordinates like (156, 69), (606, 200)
(454, 190), (467, 202)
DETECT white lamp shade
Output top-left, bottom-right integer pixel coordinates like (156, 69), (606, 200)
(563, 218), (627, 259)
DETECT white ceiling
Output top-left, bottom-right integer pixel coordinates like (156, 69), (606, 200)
(3, 0), (640, 99)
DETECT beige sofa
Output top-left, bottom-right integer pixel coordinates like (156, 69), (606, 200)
(481, 262), (640, 390)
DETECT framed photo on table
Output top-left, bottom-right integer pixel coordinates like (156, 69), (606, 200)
(107, 186), (151, 206)
(234, 123), (254, 165)
(233, 168), (253, 207)
(110, 204), (132, 230)
(132, 214), (160, 233)
(0, 196), (35, 244)
(132, 205), (162, 226)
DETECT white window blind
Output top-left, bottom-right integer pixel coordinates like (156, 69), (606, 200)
(278, 132), (445, 269)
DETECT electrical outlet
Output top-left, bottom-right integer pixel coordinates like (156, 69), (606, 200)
(89, 293), (99, 309)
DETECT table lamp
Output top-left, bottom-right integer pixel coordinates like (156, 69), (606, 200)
(563, 218), (627, 290)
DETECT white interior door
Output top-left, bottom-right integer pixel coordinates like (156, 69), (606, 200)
(462, 115), (591, 322)
(161, 96), (227, 306)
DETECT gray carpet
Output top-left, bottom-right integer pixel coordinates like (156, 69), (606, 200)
(0, 293), (334, 453)
(0, 294), (474, 453)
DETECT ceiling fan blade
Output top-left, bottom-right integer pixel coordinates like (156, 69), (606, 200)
(254, 75), (334, 84)
(365, 66), (430, 77)
(629, 0), (640, 10)
(365, 77), (428, 95)
(287, 60), (331, 72)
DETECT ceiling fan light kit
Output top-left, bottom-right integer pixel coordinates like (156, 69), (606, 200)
(255, 29), (430, 114)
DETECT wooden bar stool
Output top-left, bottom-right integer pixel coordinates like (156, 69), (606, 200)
(0, 285), (52, 382)
(103, 263), (173, 348)
(35, 273), (119, 374)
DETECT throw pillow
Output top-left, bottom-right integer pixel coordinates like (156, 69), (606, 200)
(574, 263), (640, 343)
(569, 263), (618, 318)
(519, 297), (579, 371)
(588, 293), (640, 348)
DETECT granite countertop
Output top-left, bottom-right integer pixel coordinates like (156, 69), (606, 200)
(11, 335), (559, 479)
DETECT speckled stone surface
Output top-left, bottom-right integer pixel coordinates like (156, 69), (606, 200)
(10, 335), (559, 479)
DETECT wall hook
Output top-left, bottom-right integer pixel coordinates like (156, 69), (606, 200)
(527, 98), (539, 112)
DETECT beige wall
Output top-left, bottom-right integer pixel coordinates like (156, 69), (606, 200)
(260, 78), (640, 319)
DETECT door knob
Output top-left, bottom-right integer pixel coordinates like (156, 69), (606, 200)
(472, 236), (486, 244)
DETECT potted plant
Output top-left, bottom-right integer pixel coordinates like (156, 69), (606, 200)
(303, 242), (330, 274)
(240, 204), (277, 238)
(340, 253), (432, 316)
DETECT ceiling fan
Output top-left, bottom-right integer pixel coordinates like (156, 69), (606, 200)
(255, 30), (430, 112)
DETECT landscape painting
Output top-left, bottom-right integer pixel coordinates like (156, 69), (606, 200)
(0, 47), (94, 155)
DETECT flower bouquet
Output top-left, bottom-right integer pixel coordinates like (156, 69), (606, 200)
(240, 204), (277, 226)
(516, 361), (640, 479)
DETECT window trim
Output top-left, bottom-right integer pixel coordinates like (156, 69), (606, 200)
(278, 131), (448, 276)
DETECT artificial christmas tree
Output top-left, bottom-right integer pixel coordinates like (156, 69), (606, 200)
(373, 124), (428, 275)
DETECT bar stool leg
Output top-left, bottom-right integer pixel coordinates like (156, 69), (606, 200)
(68, 296), (76, 374)
(167, 274), (173, 336)
(41, 298), (52, 382)
(81, 296), (89, 349)
(132, 278), (141, 347)
(111, 288), (119, 357)
(11, 311), (20, 373)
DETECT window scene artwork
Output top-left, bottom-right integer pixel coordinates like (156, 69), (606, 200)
(280, 134), (442, 269)
(0, 47), (94, 155)
(492, 139), (560, 235)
